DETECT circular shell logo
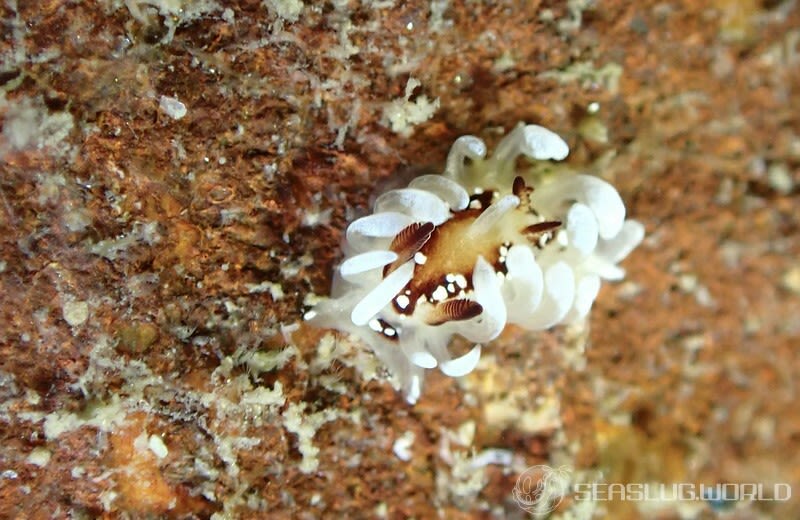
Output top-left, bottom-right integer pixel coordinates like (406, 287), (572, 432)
(513, 465), (572, 515)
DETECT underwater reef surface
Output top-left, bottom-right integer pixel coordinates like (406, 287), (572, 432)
(0, 1), (798, 518)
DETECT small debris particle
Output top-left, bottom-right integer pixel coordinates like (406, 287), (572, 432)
(159, 95), (187, 120)
(381, 78), (440, 137)
(392, 431), (415, 461)
(62, 301), (89, 326)
(677, 273), (698, 293)
(27, 448), (51, 467)
(265, 0), (304, 22)
(782, 265), (800, 294)
(246, 281), (284, 300)
(148, 435), (169, 459)
(118, 322), (159, 354)
(767, 162), (793, 195)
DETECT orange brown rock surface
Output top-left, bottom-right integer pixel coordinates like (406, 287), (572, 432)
(0, 1), (797, 518)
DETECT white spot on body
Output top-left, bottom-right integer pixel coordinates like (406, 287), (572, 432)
(395, 294), (410, 309)
(414, 252), (427, 264)
(432, 285), (448, 302)
(368, 319), (383, 332)
(538, 234), (550, 248)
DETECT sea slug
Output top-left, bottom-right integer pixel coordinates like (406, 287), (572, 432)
(310, 123), (644, 403)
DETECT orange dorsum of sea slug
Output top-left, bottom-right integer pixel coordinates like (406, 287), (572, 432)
(394, 200), (560, 315)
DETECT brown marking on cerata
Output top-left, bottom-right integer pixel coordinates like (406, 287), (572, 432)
(376, 318), (399, 341)
(524, 220), (561, 235)
(512, 176), (531, 197)
(426, 299), (483, 326)
(513, 175), (536, 208)
(385, 221), (434, 275)
(469, 190), (495, 209)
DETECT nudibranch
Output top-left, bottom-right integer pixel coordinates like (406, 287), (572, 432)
(310, 123), (644, 404)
